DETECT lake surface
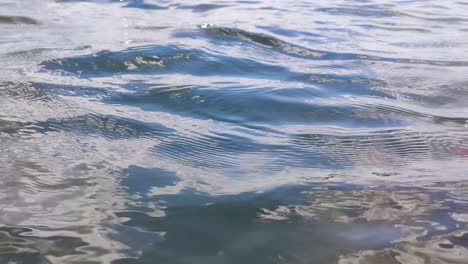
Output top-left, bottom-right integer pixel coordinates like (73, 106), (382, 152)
(1, 0), (468, 263)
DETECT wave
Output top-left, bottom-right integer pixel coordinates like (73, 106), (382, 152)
(0, 15), (38, 25)
(196, 26), (468, 66)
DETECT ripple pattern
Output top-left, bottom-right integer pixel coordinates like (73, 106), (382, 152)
(0, 0), (468, 263)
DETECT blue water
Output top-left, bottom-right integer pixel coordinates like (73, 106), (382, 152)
(1, 0), (468, 263)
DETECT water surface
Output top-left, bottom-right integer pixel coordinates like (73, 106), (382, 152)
(1, 0), (468, 263)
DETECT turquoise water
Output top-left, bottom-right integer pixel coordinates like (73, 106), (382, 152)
(1, 0), (468, 263)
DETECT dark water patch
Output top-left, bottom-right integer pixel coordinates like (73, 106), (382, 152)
(196, 26), (468, 66)
(106, 79), (468, 141)
(409, 14), (468, 23)
(114, 182), (468, 263)
(450, 233), (468, 247)
(121, 166), (180, 195)
(358, 24), (431, 33)
(42, 35), (468, 87)
(177, 3), (231, 13)
(134, 26), (171, 31)
(55, 0), (120, 3)
(33, 82), (111, 98)
(116, 187), (338, 263)
(40, 44), (397, 99)
(0, 15), (39, 25)
(426, 80), (468, 107)
(123, 0), (167, 10)
(40, 45), (289, 79)
(197, 26), (329, 59)
(40, 114), (173, 140)
(57, 0), (168, 9)
(394, 58), (468, 67)
(30, 175), (96, 192)
(319, 5), (468, 22)
(0, 119), (32, 136)
(109, 85), (400, 127)
(359, 103), (468, 126)
(0, 226), (88, 263)
(0, 114), (173, 140)
(316, 7), (404, 17)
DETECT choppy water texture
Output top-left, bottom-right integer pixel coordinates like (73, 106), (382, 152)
(1, 0), (468, 263)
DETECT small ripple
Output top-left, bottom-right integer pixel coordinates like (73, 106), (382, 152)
(356, 103), (468, 126)
(0, 15), (39, 25)
(358, 24), (431, 33)
(177, 3), (231, 13)
(5, 48), (57, 64)
(43, 114), (173, 140)
(149, 124), (468, 172)
(316, 7), (404, 17)
(134, 26), (171, 31)
(316, 6), (468, 22)
(0, 82), (52, 102)
(123, 0), (167, 10)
